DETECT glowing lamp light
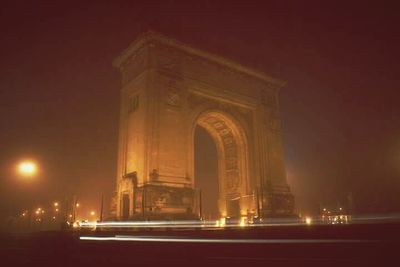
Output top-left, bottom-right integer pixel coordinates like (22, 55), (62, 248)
(54, 202), (59, 207)
(219, 217), (226, 227)
(90, 211), (96, 216)
(305, 217), (312, 225)
(17, 161), (37, 177)
(240, 217), (246, 227)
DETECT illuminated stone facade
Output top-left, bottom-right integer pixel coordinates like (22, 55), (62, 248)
(111, 32), (294, 220)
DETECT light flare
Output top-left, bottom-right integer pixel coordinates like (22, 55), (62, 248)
(17, 161), (37, 177)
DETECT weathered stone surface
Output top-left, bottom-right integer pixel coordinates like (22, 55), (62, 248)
(112, 31), (294, 220)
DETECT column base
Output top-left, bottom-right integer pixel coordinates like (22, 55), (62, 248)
(261, 185), (296, 218)
(131, 183), (198, 221)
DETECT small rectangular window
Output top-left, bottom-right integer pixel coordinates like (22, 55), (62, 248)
(128, 95), (139, 113)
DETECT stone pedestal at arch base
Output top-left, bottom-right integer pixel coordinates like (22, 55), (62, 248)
(111, 31), (295, 221)
(108, 187), (295, 220)
(261, 185), (295, 218)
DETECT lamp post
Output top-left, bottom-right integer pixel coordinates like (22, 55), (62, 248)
(73, 202), (80, 222)
(16, 160), (39, 230)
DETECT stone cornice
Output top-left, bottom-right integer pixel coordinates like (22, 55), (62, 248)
(113, 31), (286, 89)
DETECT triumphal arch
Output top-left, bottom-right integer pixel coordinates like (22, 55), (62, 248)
(112, 32), (294, 220)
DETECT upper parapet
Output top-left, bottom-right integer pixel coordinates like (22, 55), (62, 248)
(113, 31), (285, 89)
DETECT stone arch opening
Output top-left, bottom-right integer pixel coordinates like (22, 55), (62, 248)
(190, 110), (250, 218)
(194, 126), (219, 220)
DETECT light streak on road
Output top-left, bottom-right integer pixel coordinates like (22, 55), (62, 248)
(78, 213), (400, 231)
(79, 235), (375, 244)
(79, 220), (302, 229)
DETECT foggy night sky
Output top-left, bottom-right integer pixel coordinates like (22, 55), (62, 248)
(0, 1), (399, 218)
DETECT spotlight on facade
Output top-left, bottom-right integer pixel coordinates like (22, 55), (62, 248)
(240, 217), (247, 227)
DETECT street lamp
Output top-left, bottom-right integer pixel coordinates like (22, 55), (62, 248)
(17, 160), (37, 177)
(16, 160), (39, 230)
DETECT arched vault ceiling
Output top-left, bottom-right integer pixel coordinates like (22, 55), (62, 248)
(197, 113), (239, 172)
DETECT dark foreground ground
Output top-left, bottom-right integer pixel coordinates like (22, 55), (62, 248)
(1, 223), (399, 267)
